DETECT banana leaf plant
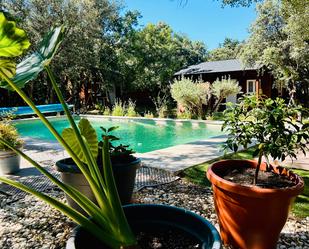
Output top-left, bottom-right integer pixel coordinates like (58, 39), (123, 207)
(0, 12), (138, 249)
(222, 95), (309, 185)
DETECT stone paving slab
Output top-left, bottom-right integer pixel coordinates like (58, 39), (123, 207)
(136, 135), (227, 174)
(16, 135), (227, 176)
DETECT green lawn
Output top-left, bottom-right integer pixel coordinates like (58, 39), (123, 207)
(183, 148), (309, 218)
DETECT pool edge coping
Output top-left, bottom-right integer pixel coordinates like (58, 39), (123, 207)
(11, 114), (223, 125)
(14, 115), (226, 173)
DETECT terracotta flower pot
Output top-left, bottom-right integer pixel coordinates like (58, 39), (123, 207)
(206, 159), (304, 249)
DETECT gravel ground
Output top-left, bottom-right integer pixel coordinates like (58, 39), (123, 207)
(0, 179), (308, 249)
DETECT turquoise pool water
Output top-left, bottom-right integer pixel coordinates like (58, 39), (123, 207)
(14, 117), (223, 153)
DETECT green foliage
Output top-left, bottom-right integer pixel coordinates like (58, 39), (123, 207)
(151, 89), (169, 118)
(239, 0), (309, 106)
(209, 38), (242, 61)
(2, 0), (134, 104)
(0, 12), (30, 81)
(144, 111), (154, 119)
(126, 99), (138, 117)
(99, 126), (135, 164)
(0, 12), (30, 58)
(292, 169), (309, 218)
(111, 99), (126, 116)
(122, 22), (207, 92)
(2, 1), (208, 105)
(171, 77), (211, 118)
(177, 111), (192, 119)
(222, 95), (309, 184)
(103, 108), (110, 116)
(211, 76), (241, 112)
(62, 119), (98, 164)
(210, 112), (225, 121)
(218, 0), (261, 7)
(0, 120), (23, 150)
(1, 26), (65, 90)
(0, 23), (137, 248)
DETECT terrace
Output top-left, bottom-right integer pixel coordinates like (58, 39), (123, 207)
(1, 1), (309, 249)
(1, 114), (308, 248)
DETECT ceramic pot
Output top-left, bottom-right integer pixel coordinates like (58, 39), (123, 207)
(55, 157), (140, 211)
(207, 159), (304, 249)
(0, 150), (21, 175)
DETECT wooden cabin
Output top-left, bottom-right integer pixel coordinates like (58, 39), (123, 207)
(174, 59), (276, 104)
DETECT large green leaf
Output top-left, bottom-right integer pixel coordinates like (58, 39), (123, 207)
(0, 59), (16, 79)
(62, 119), (98, 164)
(0, 25), (64, 90)
(38, 25), (64, 66)
(0, 12), (30, 58)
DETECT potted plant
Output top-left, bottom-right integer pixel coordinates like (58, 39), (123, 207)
(0, 119), (23, 174)
(207, 95), (308, 249)
(99, 126), (141, 204)
(55, 125), (140, 209)
(0, 13), (221, 249)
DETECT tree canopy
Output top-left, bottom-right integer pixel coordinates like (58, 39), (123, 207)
(209, 38), (242, 61)
(0, 0), (208, 107)
(239, 0), (309, 106)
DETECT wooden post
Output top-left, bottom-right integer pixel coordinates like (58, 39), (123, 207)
(256, 80), (258, 98)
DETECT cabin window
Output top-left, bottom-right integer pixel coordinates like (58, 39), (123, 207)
(246, 80), (256, 94)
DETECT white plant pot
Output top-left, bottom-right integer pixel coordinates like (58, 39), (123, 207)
(0, 150), (21, 175)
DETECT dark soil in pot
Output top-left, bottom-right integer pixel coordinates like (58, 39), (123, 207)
(136, 229), (199, 249)
(75, 226), (201, 249)
(223, 167), (296, 189)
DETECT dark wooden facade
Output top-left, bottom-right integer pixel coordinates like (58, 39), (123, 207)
(176, 69), (275, 98)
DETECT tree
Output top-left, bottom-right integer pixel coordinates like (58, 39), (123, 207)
(2, 1), (208, 106)
(1, 0), (136, 107)
(211, 76), (241, 112)
(209, 38), (242, 61)
(239, 0), (309, 107)
(171, 77), (211, 118)
(121, 22), (208, 92)
(217, 0), (261, 7)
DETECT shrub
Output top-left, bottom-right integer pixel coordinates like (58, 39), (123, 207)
(211, 76), (241, 112)
(111, 99), (126, 116)
(0, 121), (23, 150)
(211, 112), (225, 121)
(103, 107), (111, 116)
(222, 95), (309, 184)
(171, 78), (211, 118)
(126, 99), (138, 117)
(177, 111), (192, 119)
(151, 90), (169, 118)
(144, 111), (154, 118)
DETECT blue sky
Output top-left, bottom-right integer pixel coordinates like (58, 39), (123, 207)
(123, 0), (257, 50)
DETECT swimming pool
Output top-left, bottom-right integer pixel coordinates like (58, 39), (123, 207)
(14, 117), (223, 153)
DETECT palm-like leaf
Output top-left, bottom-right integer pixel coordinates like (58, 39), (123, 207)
(62, 119), (99, 164)
(0, 25), (64, 89)
(0, 12), (30, 58)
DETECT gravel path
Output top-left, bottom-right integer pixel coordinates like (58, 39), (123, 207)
(0, 179), (308, 249)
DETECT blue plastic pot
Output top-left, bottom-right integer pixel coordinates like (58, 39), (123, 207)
(66, 204), (221, 249)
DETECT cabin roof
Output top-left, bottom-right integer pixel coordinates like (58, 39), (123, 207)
(174, 59), (258, 76)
